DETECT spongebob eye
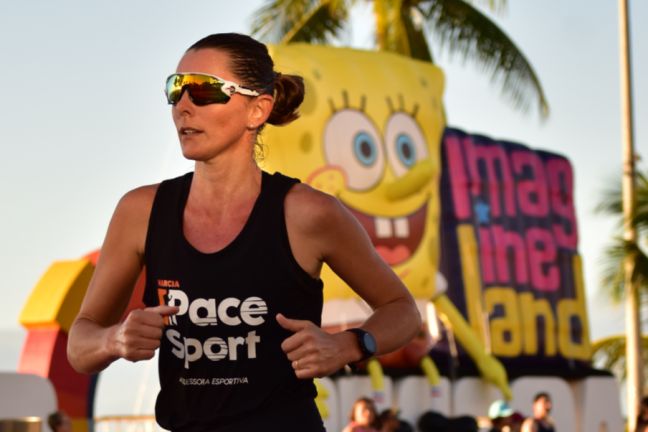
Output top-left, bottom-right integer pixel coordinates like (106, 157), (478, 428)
(353, 132), (378, 166)
(395, 133), (416, 168)
(324, 109), (385, 191)
(384, 112), (428, 177)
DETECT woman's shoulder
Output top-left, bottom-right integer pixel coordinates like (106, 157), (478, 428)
(284, 183), (347, 230)
(108, 183), (162, 229)
(285, 183), (343, 215)
(118, 172), (191, 208)
(118, 183), (160, 211)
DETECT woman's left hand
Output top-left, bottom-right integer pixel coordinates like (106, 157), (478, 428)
(276, 313), (357, 379)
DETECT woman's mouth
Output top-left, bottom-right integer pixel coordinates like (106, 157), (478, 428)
(179, 127), (203, 136)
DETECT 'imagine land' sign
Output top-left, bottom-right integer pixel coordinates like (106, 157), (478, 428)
(439, 128), (590, 374)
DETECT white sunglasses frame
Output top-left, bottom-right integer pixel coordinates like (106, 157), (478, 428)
(165, 72), (260, 104)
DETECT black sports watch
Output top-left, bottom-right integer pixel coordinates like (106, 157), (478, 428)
(345, 328), (377, 361)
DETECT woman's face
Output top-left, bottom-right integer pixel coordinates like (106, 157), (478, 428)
(172, 48), (257, 163)
(353, 401), (375, 425)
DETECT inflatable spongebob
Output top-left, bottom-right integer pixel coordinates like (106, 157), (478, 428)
(262, 44), (510, 399)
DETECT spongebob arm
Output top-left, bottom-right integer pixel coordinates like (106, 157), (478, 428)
(433, 294), (512, 400)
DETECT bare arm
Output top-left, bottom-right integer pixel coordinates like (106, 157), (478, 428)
(67, 185), (176, 373)
(278, 185), (421, 378)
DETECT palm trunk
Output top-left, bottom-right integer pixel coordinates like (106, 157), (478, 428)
(619, 0), (642, 430)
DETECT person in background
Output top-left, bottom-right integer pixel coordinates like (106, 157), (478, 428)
(378, 408), (413, 432)
(509, 411), (525, 432)
(447, 415), (478, 432)
(342, 397), (381, 432)
(417, 411), (449, 432)
(47, 411), (72, 432)
(521, 392), (555, 432)
(488, 399), (515, 432)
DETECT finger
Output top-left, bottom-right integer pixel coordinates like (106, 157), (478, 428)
(276, 313), (311, 333)
(135, 337), (161, 351)
(130, 307), (175, 329)
(147, 305), (179, 316)
(128, 348), (157, 362)
(280, 330), (312, 354)
(125, 311), (162, 331)
(122, 322), (163, 341)
(291, 357), (320, 379)
(283, 344), (304, 361)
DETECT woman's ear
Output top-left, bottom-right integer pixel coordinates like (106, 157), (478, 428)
(247, 94), (274, 130)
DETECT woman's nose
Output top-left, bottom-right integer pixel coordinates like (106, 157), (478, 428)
(173, 89), (195, 113)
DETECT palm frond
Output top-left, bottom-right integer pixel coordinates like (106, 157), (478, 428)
(251, 0), (350, 44)
(595, 169), (648, 233)
(599, 237), (648, 303)
(422, 0), (549, 118)
(594, 175), (622, 217)
(402, 6), (434, 62)
(251, 0), (314, 42)
(462, 0), (507, 14)
(599, 237), (628, 303)
(592, 335), (648, 383)
(633, 172), (648, 230)
(281, 0), (352, 43)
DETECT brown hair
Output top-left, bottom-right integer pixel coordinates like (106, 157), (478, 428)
(349, 396), (379, 423)
(188, 33), (304, 127)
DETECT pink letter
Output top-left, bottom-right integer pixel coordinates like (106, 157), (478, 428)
(491, 225), (529, 285)
(512, 150), (549, 217)
(466, 142), (516, 218)
(526, 227), (559, 292)
(546, 158), (578, 250)
(444, 132), (473, 221)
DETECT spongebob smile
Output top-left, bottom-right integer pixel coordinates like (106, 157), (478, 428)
(341, 200), (427, 267)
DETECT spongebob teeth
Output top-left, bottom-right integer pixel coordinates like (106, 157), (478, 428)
(375, 217), (392, 238)
(394, 217), (410, 238)
(374, 217), (410, 238)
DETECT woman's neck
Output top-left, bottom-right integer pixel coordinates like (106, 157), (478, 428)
(192, 155), (261, 200)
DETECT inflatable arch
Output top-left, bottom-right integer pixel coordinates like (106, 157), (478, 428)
(18, 252), (145, 432)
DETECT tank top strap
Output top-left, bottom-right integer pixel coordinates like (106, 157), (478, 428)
(257, 170), (300, 233)
(147, 173), (191, 236)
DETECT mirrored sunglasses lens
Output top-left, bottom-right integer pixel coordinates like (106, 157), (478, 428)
(188, 79), (230, 105)
(165, 74), (185, 104)
(165, 74), (230, 105)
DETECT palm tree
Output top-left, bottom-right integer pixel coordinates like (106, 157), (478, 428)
(250, 0), (549, 117)
(596, 171), (648, 303)
(593, 169), (648, 398)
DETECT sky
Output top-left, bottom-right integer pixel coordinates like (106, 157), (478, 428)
(0, 0), (646, 395)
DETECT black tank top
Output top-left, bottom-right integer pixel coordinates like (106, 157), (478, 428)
(143, 171), (325, 431)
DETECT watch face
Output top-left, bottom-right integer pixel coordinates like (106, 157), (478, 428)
(362, 332), (377, 355)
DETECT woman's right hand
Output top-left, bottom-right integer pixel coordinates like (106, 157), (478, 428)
(112, 305), (179, 362)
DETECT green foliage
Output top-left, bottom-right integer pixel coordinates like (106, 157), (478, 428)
(592, 335), (648, 389)
(596, 170), (648, 304)
(250, 0), (549, 118)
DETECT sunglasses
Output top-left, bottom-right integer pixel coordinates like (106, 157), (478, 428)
(165, 72), (260, 106)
